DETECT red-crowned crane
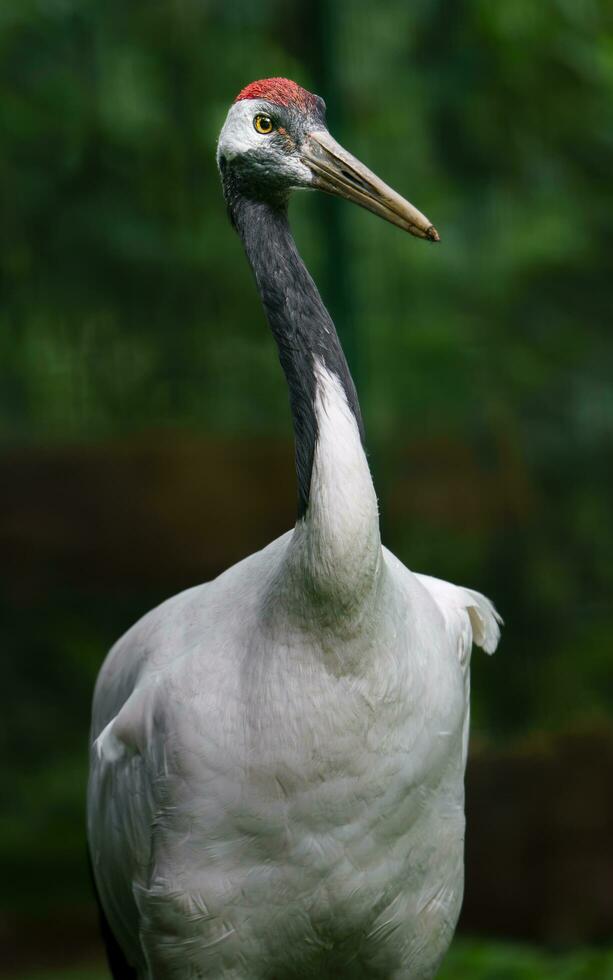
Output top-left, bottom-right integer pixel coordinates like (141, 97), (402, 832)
(88, 78), (501, 980)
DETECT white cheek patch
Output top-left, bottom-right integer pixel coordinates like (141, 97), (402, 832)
(216, 100), (314, 187)
(217, 100), (267, 161)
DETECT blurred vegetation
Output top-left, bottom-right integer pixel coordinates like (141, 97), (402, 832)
(1, 0), (612, 969)
(11, 939), (613, 980)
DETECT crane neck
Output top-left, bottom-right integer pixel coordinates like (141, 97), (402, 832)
(228, 192), (364, 516)
(227, 190), (382, 618)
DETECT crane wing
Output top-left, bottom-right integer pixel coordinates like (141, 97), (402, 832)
(413, 573), (502, 667)
(412, 573), (502, 765)
(88, 668), (162, 974)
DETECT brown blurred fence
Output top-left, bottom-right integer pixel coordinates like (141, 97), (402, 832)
(463, 729), (613, 943)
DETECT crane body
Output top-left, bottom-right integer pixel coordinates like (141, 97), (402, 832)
(88, 78), (500, 980)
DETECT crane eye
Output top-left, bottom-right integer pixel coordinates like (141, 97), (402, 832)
(254, 114), (274, 135)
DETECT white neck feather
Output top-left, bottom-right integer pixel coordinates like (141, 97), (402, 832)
(283, 358), (382, 624)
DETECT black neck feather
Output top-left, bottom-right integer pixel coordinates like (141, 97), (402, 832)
(227, 188), (364, 518)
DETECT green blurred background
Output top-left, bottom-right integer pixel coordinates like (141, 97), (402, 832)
(1, 1), (612, 977)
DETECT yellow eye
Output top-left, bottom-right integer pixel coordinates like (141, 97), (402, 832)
(254, 114), (274, 135)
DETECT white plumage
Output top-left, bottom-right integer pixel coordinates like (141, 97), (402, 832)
(88, 79), (501, 979)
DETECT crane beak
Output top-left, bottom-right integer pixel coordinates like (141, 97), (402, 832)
(301, 130), (440, 242)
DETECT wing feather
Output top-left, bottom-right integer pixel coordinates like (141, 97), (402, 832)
(414, 573), (502, 664)
(88, 642), (163, 974)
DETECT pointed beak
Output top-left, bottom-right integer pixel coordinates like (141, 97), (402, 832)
(301, 129), (439, 242)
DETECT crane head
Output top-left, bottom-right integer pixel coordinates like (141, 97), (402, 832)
(217, 78), (439, 242)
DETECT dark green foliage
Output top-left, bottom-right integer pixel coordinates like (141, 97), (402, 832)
(9, 940), (613, 980)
